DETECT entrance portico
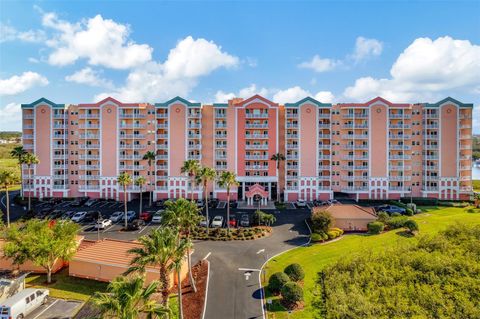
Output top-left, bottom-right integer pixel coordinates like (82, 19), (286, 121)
(245, 183), (269, 206)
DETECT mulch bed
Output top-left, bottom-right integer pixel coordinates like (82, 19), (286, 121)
(173, 260), (209, 319)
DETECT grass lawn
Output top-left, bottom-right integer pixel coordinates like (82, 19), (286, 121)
(264, 206), (480, 319)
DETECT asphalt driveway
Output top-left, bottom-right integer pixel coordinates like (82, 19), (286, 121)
(192, 209), (310, 319)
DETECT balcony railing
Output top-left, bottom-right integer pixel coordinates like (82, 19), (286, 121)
(80, 144), (100, 149)
(79, 165), (100, 170)
(245, 155), (269, 160)
(286, 113), (298, 118)
(79, 124), (99, 129)
(79, 114), (100, 119)
(245, 165), (269, 170)
(120, 113), (146, 119)
(188, 144), (202, 150)
(245, 123), (268, 129)
(79, 154), (100, 160)
(120, 165), (145, 170)
(246, 134), (269, 139)
(120, 124), (146, 129)
(246, 113), (268, 118)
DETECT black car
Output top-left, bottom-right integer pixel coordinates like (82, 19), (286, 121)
(208, 199), (219, 208)
(47, 210), (64, 219)
(126, 219), (145, 231)
(83, 211), (102, 223)
(37, 207), (54, 218)
(71, 197), (89, 207)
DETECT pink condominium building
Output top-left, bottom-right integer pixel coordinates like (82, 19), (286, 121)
(21, 95), (473, 202)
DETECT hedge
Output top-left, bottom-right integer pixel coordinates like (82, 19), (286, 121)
(268, 272), (290, 294)
(281, 282), (304, 307)
(284, 263), (305, 282)
(386, 216), (409, 229)
(368, 221), (384, 234)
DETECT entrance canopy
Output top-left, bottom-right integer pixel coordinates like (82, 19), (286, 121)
(245, 184), (269, 206)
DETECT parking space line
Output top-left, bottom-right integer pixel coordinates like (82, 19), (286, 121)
(103, 224), (116, 233)
(203, 252), (211, 260)
(138, 222), (151, 233)
(33, 299), (59, 319)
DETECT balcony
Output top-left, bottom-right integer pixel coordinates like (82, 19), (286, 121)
(285, 186), (299, 191)
(318, 113), (330, 119)
(390, 114), (411, 119)
(286, 165), (298, 170)
(246, 165), (269, 170)
(318, 124), (330, 129)
(156, 164), (168, 170)
(286, 113), (298, 119)
(460, 135), (470, 139)
(79, 154), (100, 160)
(389, 176), (412, 181)
(424, 134), (438, 139)
(188, 123), (202, 129)
(215, 123), (227, 129)
(425, 155), (439, 160)
(79, 124), (100, 129)
(23, 144), (34, 149)
(460, 166), (471, 170)
(245, 123), (268, 129)
(79, 114), (100, 119)
(79, 165), (100, 170)
(23, 134), (34, 139)
(157, 124), (168, 129)
(318, 145), (330, 150)
(53, 164), (68, 169)
(214, 133), (227, 139)
(53, 134), (66, 139)
(157, 113), (168, 119)
(460, 145), (472, 150)
(389, 124), (411, 129)
(188, 144), (202, 150)
(216, 154), (227, 160)
(215, 113), (227, 118)
(215, 144), (227, 149)
(80, 144), (100, 149)
(245, 155), (269, 160)
(423, 165), (438, 170)
(286, 144), (298, 149)
(424, 124), (439, 129)
(423, 113), (438, 119)
(286, 154), (299, 160)
(342, 176), (368, 181)
(157, 144), (168, 150)
(389, 134), (411, 139)
(286, 134), (298, 139)
(246, 133), (268, 139)
(286, 175), (298, 181)
(24, 125), (34, 129)
(460, 124), (471, 129)
(188, 154), (201, 160)
(342, 155), (368, 160)
(79, 134), (100, 139)
(53, 124), (67, 129)
(215, 164), (227, 170)
(52, 184), (68, 190)
(389, 155), (411, 160)
(389, 145), (411, 150)
(120, 113), (146, 119)
(79, 175), (100, 180)
(120, 124), (146, 129)
(24, 114), (35, 119)
(119, 165), (145, 170)
(121, 134), (146, 139)
(318, 155), (330, 160)
(188, 112), (201, 118)
(246, 113), (268, 119)
(389, 186), (411, 191)
(189, 133), (201, 139)
(53, 113), (66, 119)
(343, 144), (367, 150)
(79, 185), (101, 191)
(120, 155), (144, 160)
(318, 165), (330, 170)
(157, 133), (168, 139)
(390, 165), (412, 171)
(422, 187), (439, 192)
(156, 154), (169, 160)
(342, 124), (368, 129)
(318, 134), (330, 139)
(318, 176), (330, 181)
(342, 187), (368, 192)
(341, 134), (368, 139)
(424, 145), (439, 150)
(286, 123), (298, 129)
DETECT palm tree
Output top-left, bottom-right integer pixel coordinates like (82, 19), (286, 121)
(162, 198), (201, 293)
(196, 166), (216, 235)
(93, 275), (170, 319)
(181, 160), (200, 201)
(271, 153), (286, 202)
(217, 171), (239, 235)
(143, 151), (156, 207)
(0, 170), (19, 227)
(117, 172), (132, 229)
(10, 146), (26, 199)
(125, 228), (184, 308)
(172, 235), (191, 319)
(135, 176), (147, 215)
(23, 153), (39, 210)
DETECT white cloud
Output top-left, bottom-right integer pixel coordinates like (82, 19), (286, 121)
(343, 36), (480, 102)
(298, 55), (339, 73)
(314, 91), (335, 103)
(28, 57), (40, 63)
(0, 23), (46, 43)
(351, 36), (383, 62)
(65, 67), (113, 89)
(0, 103), (22, 130)
(96, 36), (239, 102)
(42, 12), (153, 69)
(272, 86), (310, 103)
(0, 72), (49, 96)
(214, 91), (236, 103)
(214, 84), (270, 103)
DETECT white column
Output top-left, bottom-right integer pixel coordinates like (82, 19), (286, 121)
(242, 182), (246, 200)
(268, 183), (271, 200)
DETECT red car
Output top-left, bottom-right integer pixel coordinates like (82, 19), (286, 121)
(139, 211), (154, 222)
(229, 216), (237, 227)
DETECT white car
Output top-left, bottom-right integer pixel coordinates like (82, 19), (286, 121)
(211, 216), (224, 228)
(0, 288), (49, 319)
(109, 211), (124, 223)
(94, 219), (112, 229)
(151, 210), (164, 224)
(71, 211), (87, 222)
(296, 199), (307, 208)
(199, 216), (209, 227)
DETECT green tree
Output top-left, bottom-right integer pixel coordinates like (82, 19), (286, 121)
(3, 219), (79, 283)
(217, 171), (239, 235)
(93, 275), (170, 319)
(196, 166), (216, 234)
(135, 176), (147, 214)
(270, 153), (285, 202)
(143, 151), (156, 207)
(181, 160), (200, 201)
(162, 198), (201, 293)
(23, 152), (39, 210)
(311, 210), (333, 234)
(117, 172), (133, 229)
(171, 235), (191, 319)
(125, 228), (185, 308)
(0, 170), (19, 227)
(10, 146), (26, 199)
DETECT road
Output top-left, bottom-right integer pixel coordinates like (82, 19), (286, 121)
(192, 209), (310, 319)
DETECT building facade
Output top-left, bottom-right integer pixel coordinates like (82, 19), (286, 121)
(21, 95), (473, 202)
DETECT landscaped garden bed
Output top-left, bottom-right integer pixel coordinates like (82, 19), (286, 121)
(191, 226), (271, 241)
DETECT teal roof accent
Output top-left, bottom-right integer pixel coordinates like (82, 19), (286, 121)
(21, 98), (65, 109)
(155, 96), (201, 107)
(425, 97), (473, 108)
(213, 103), (228, 107)
(284, 96), (332, 108)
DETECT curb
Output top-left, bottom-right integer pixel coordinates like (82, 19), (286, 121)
(201, 259), (211, 319)
(259, 219), (312, 319)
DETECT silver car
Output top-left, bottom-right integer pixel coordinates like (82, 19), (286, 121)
(211, 216), (224, 228)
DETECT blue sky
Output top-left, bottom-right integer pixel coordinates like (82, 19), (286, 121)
(1, 0), (479, 132)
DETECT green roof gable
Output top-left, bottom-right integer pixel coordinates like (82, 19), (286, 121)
(284, 96), (332, 108)
(21, 98), (65, 109)
(425, 97), (473, 108)
(155, 96), (201, 107)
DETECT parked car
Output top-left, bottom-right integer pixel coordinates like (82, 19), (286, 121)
(126, 219), (145, 231)
(327, 199), (339, 205)
(84, 199), (97, 207)
(71, 211), (88, 223)
(70, 197), (89, 207)
(211, 216), (224, 228)
(296, 199), (307, 208)
(151, 210), (164, 224)
(199, 216), (209, 227)
(109, 211), (124, 223)
(84, 211), (101, 223)
(0, 288), (49, 319)
(95, 219), (112, 229)
(240, 214), (250, 227)
(376, 205), (406, 214)
(60, 211), (75, 220)
(47, 210), (64, 219)
(208, 199), (219, 209)
(155, 200), (165, 208)
(126, 211), (137, 222)
(196, 199), (205, 208)
(139, 211), (154, 222)
(229, 216), (237, 227)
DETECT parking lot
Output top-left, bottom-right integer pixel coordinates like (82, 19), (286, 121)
(25, 297), (83, 319)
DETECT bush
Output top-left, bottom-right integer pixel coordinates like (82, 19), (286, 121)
(330, 227), (344, 235)
(281, 282), (304, 306)
(404, 220), (419, 233)
(253, 210), (277, 226)
(368, 221), (384, 234)
(311, 233), (324, 242)
(386, 216), (409, 229)
(284, 263), (305, 282)
(311, 210), (333, 233)
(391, 212), (402, 217)
(326, 230), (341, 239)
(405, 208), (414, 216)
(377, 212), (390, 223)
(268, 272), (290, 294)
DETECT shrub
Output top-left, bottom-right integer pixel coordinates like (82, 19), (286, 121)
(377, 212), (390, 223)
(405, 208), (414, 216)
(387, 216), (409, 229)
(391, 212), (402, 217)
(404, 220), (419, 233)
(311, 210), (333, 233)
(327, 230), (341, 239)
(368, 221), (384, 234)
(284, 263), (305, 282)
(281, 282), (304, 306)
(330, 227), (344, 235)
(268, 272), (290, 294)
(311, 233), (324, 242)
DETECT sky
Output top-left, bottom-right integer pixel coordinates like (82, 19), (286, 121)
(0, 0), (479, 132)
